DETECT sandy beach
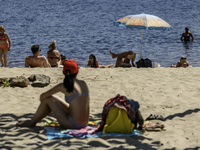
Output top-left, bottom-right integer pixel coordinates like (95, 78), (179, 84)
(0, 67), (200, 149)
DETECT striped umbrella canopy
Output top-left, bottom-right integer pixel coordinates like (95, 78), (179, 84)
(114, 13), (172, 58)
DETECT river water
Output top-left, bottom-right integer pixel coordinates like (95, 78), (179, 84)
(1, 0), (200, 67)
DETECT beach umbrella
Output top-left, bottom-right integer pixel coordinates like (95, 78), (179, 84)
(114, 13), (172, 59)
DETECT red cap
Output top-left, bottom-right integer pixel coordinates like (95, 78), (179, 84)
(63, 60), (79, 74)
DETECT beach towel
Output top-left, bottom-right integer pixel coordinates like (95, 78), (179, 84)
(44, 120), (140, 140)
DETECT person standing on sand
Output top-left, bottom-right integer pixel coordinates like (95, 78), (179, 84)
(47, 41), (61, 67)
(17, 60), (90, 129)
(25, 45), (51, 68)
(181, 27), (194, 42)
(0, 25), (11, 67)
(109, 50), (136, 67)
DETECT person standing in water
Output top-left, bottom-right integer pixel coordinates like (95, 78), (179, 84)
(0, 25), (11, 67)
(181, 27), (194, 42)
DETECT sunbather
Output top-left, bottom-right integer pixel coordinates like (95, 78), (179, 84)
(109, 50), (136, 67)
(17, 60), (90, 129)
(171, 56), (190, 68)
(60, 54), (68, 66)
(25, 45), (51, 68)
(47, 41), (61, 67)
(87, 54), (113, 68)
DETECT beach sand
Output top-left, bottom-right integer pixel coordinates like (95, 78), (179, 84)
(0, 67), (200, 149)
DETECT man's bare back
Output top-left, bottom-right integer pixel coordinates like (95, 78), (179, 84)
(25, 55), (50, 68)
(25, 45), (51, 68)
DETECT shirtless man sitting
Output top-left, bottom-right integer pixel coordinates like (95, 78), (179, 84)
(25, 45), (51, 68)
(109, 50), (136, 67)
(181, 27), (194, 42)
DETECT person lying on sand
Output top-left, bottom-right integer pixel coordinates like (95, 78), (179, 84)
(25, 45), (51, 68)
(109, 50), (136, 67)
(17, 60), (90, 129)
(47, 41), (61, 67)
(0, 25), (11, 67)
(87, 54), (113, 68)
(171, 56), (190, 68)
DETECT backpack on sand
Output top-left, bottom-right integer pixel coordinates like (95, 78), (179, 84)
(102, 107), (134, 134)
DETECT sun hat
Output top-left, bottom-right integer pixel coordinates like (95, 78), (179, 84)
(63, 60), (79, 74)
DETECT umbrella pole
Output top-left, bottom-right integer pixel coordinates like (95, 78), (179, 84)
(140, 29), (143, 59)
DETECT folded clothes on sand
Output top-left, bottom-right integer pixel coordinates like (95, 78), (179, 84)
(44, 120), (140, 140)
(142, 121), (165, 131)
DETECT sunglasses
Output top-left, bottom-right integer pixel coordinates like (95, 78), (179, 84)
(48, 57), (59, 60)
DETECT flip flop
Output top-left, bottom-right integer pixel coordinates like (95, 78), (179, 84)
(145, 114), (157, 120)
(156, 115), (165, 121)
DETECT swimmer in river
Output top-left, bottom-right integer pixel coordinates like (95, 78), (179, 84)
(181, 27), (194, 42)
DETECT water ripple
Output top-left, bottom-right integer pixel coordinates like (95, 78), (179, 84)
(0, 0), (200, 67)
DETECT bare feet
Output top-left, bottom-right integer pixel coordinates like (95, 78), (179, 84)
(108, 64), (113, 68)
(16, 120), (36, 127)
(109, 51), (117, 58)
(171, 64), (176, 68)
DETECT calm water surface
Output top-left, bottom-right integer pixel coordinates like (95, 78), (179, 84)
(0, 0), (200, 67)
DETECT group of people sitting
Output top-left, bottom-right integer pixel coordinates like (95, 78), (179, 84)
(0, 23), (189, 130)
(16, 59), (144, 130)
(87, 51), (136, 68)
(24, 43), (190, 69)
(25, 41), (67, 68)
(0, 25), (192, 68)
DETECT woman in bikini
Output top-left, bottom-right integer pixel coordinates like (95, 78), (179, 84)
(16, 60), (90, 129)
(87, 54), (113, 68)
(0, 25), (11, 67)
(47, 41), (61, 67)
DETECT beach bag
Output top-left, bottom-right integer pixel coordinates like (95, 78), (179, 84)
(136, 58), (152, 68)
(102, 107), (134, 134)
